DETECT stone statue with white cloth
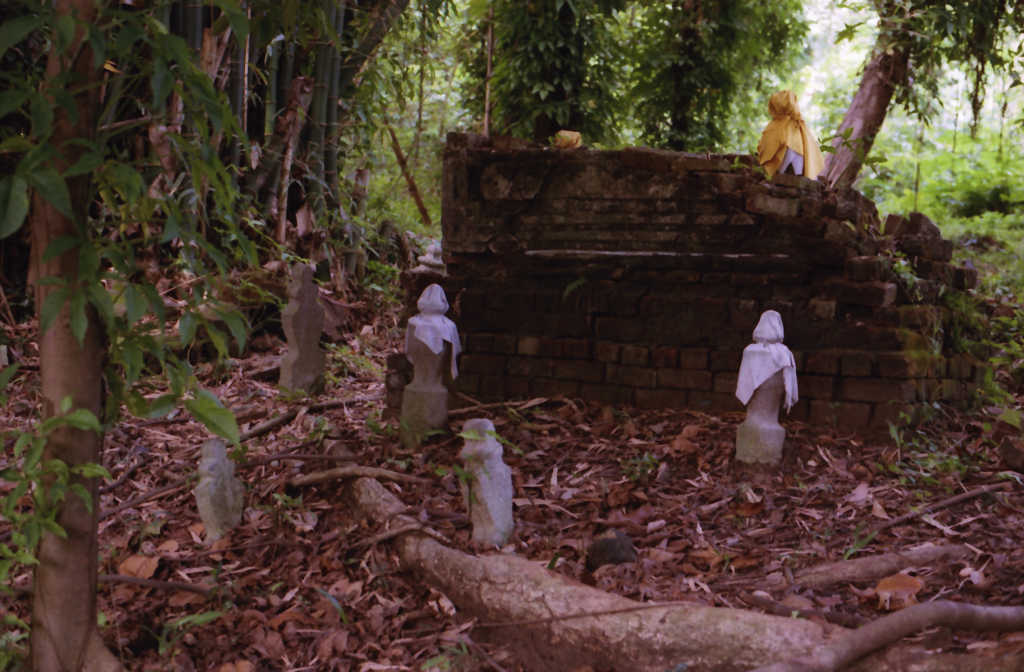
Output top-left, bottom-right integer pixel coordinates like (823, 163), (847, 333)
(400, 284), (461, 447)
(734, 310), (798, 464)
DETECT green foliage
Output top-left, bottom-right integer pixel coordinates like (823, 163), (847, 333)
(628, 0), (809, 151)
(462, 0), (627, 145)
(622, 451), (659, 482)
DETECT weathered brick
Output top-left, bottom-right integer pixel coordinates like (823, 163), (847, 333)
(386, 388), (403, 410)
(607, 364), (657, 388)
(505, 376), (531, 398)
(803, 352), (839, 375)
(827, 280), (897, 308)
(563, 339), (593, 360)
(842, 379), (916, 404)
(531, 378), (580, 398)
(579, 383), (634, 406)
(871, 403), (915, 428)
(466, 333), (494, 354)
(885, 212), (940, 238)
(951, 266), (979, 290)
(652, 348), (678, 368)
(689, 392), (744, 413)
(492, 334), (518, 354)
(636, 388), (689, 408)
(518, 337), (540, 356)
(710, 350), (741, 372)
(534, 291), (564, 313)
(771, 173), (820, 192)
(876, 353), (930, 378)
(507, 357), (553, 377)
(899, 235), (953, 262)
(786, 398), (810, 422)
(621, 345), (650, 367)
(845, 256), (891, 282)
(746, 194), (800, 217)
(800, 375), (838, 400)
(385, 370), (409, 391)
(595, 317), (645, 342)
(917, 379), (939, 403)
(672, 156), (731, 172)
(543, 313), (591, 337)
(658, 368), (713, 390)
(939, 379), (964, 401)
(538, 338), (564, 358)
(713, 372), (739, 394)
(620, 146), (676, 172)
(809, 400), (872, 429)
(449, 373), (481, 395)
(461, 354), (508, 376)
(679, 349), (709, 369)
(553, 360), (606, 383)
(595, 341), (622, 363)
(841, 353), (874, 377)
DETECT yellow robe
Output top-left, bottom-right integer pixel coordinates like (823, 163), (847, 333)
(757, 90), (824, 180)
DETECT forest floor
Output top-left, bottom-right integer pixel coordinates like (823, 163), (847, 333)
(3, 298), (1024, 672)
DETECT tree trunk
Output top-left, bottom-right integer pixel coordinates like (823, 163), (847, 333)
(823, 44), (909, 188)
(29, 2), (120, 671)
(335, 0), (411, 99)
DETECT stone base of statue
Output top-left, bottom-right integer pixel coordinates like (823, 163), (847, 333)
(399, 384), (448, 448)
(735, 370), (786, 464)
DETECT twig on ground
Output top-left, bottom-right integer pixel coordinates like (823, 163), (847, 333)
(448, 398), (546, 417)
(99, 453), (149, 494)
(827, 482), (1013, 549)
(239, 392), (384, 442)
(98, 574), (212, 598)
(739, 592), (869, 628)
(456, 633), (509, 672)
(289, 466), (428, 487)
(166, 539), (312, 562)
(748, 601), (1024, 672)
(100, 478), (192, 520)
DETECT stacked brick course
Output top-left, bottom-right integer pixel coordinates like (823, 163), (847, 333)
(386, 133), (985, 430)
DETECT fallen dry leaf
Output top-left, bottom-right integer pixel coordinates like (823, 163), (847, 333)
(875, 572), (922, 610)
(118, 554), (159, 579)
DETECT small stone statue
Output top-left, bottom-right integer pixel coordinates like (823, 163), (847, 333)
(757, 90), (825, 180)
(734, 310), (799, 464)
(459, 418), (514, 546)
(410, 241), (445, 275)
(193, 439), (244, 540)
(400, 284), (460, 447)
(280, 263), (327, 395)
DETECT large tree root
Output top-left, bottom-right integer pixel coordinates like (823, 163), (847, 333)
(344, 478), (1024, 672)
(791, 544), (971, 591)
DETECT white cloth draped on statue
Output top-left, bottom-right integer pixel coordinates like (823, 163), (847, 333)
(407, 284), (461, 379)
(735, 310), (798, 411)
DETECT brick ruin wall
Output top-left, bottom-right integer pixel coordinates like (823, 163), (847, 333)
(386, 132), (986, 430)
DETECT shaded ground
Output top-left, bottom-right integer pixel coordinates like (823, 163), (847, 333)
(2, 311), (1024, 672)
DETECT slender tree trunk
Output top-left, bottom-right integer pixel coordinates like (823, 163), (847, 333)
(309, 1), (338, 221)
(30, 2), (120, 671)
(823, 45), (909, 188)
(324, 6), (346, 207)
(335, 0), (412, 98)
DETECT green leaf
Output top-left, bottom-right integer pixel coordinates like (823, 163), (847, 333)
(835, 21), (863, 44)
(999, 408), (1021, 429)
(64, 151), (104, 178)
(42, 234), (80, 262)
(29, 92), (54, 138)
(69, 483), (94, 512)
(124, 283), (146, 325)
(24, 166), (72, 218)
(86, 283), (115, 326)
(0, 363), (20, 391)
(184, 389), (239, 445)
(39, 286), (70, 336)
(152, 56), (173, 105)
(178, 310), (197, 344)
(0, 16), (41, 61)
(0, 175), (29, 239)
(55, 14), (76, 53)
(0, 89), (29, 119)
(72, 463), (111, 479)
(141, 282), (166, 327)
(62, 408), (102, 432)
(213, 0), (249, 44)
(147, 394), (177, 419)
(69, 288), (88, 345)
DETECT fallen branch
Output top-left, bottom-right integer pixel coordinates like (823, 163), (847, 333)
(828, 482), (1012, 549)
(738, 592), (869, 628)
(290, 466), (428, 487)
(448, 397), (548, 417)
(749, 601), (1024, 672)
(791, 544), (971, 591)
(343, 477), (1023, 672)
(98, 574), (211, 598)
(387, 125), (433, 228)
(239, 392), (384, 442)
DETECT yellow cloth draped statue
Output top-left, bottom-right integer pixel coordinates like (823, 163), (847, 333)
(757, 90), (824, 180)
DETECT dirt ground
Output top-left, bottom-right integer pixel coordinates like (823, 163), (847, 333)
(3, 313), (1024, 672)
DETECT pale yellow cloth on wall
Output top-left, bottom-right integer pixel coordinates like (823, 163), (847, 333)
(757, 90), (824, 180)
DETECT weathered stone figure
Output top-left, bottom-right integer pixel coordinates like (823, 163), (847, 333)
(400, 284), (460, 446)
(410, 241), (445, 275)
(735, 310), (799, 463)
(193, 438), (245, 540)
(280, 263), (326, 395)
(459, 418), (514, 546)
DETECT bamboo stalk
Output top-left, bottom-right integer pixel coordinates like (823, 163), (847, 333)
(264, 41), (281, 137)
(324, 3), (347, 206)
(483, 5), (494, 137)
(309, 1), (338, 221)
(228, 34), (245, 170)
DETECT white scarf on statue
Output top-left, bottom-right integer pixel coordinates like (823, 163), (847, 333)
(407, 284), (461, 379)
(735, 310), (798, 412)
